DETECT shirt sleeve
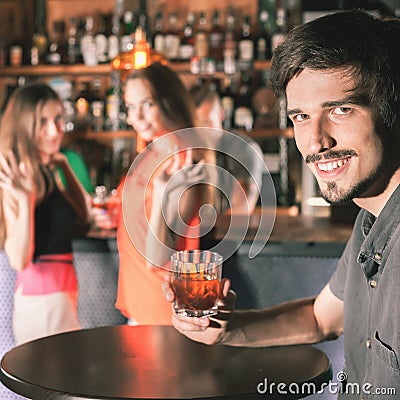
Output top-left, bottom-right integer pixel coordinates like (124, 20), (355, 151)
(329, 210), (364, 301)
(328, 247), (349, 301)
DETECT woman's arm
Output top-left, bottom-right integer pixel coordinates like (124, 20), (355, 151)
(146, 150), (206, 268)
(0, 152), (36, 271)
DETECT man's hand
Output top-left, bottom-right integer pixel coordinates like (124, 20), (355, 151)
(163, 275), (236, 345)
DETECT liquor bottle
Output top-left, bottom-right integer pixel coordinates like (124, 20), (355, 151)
(238, 15), (254, 69)
(94, 13), (109, 64)
(194, 11), (209, 59)
(0, 13), (9, 67)
(152, 11), (165, 55)
(164, 13), (180, 60)
(62, 80), (76, 133)
(256, 10), (272, 60)
(220, 76), (236, 130)
(75, 81), (93, 132)
(271, 7), (287, 51)
(9, 11), (24, 66)
(47, 20), (68, 65)
(49, 78), (76, 132)
(96, 148), (113, 188)
(252, 69), (279, 128)
(233, 71), (254, 131)
(208, 10), (224, 64)
(32, 0), (48, 65)
(67, 17), (80, 64)
(91, 78), (105, 132)
(105, 85), (120, 132)
(120, 10), (135, 52)
(223, 8), (237, 75)
(179, 12), (195, 61)
(80, 15), (97, 66)
(137, 0), (150, 45)
(108, 13), (121, 62)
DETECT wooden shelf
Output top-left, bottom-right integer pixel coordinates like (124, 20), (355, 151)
(63, 130), (135, 147)
(0, 60), (273, 78)
(241, 127), (294, 139)
(66, 127), (291, 142)
(0, 64), (112, 77)
(76, 130), (135, 140)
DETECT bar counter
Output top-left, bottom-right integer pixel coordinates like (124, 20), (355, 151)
(86, 206), (354, 247)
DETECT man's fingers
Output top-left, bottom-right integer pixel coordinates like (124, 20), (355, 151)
(172, 314), (210, 333)
(162, 274), (175, 303)
(184, 148), (193, 166)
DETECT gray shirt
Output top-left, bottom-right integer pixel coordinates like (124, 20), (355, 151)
(329, 184), (400, 399)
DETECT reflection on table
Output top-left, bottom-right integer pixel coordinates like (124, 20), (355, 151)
(0, 325), (332, 399)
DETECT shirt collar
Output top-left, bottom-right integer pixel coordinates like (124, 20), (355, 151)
(357, 183), (400, 277)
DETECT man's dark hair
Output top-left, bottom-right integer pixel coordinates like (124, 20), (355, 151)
(271, 10), (400, 131)
(190, 80), (219, 108)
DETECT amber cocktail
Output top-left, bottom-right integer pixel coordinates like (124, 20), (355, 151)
(171, 250), (223, 317)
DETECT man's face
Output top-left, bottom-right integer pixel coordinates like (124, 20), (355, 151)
(196, 97), (223, 130)
(287, 68), (386, 204)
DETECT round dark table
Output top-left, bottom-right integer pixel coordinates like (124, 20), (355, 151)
(0, 325), (332, 399)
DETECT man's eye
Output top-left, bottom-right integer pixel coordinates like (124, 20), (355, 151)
(333, 107), (352, 115)
(292, 114), (308, 122)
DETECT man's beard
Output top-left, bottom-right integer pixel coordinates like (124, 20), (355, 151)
(320, 169), (383, 205)
(318, 153), (389, 205)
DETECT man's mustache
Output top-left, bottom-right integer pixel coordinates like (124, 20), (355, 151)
(305, 150), (358, 164)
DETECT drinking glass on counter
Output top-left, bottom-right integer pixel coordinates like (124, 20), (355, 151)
(91, 185), (120, 230)
(171, 250), (223, 317)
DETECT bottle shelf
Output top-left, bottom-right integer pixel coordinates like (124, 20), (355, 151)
(67, 129), (135, 141)
(66, 127), (292, 142)
(0, 60), (272, 77)
(241, 127), (293, 139)
(62, 129), (136, 149)
(0, 64), (112, 77)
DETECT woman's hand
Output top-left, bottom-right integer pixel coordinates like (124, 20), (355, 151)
(152, 148), (207, 226)
(154, 148), (206, 190)
(0, 151), (35, 204)
(162, 276), (237, 345)
(46, 151), (68, 171)
(0, 151), (36, 270)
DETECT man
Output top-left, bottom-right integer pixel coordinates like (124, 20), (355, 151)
(190, 80), (264, 214)
(164, 10), (400, 399)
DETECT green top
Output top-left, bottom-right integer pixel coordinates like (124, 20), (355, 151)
(59, 148), (94, 194)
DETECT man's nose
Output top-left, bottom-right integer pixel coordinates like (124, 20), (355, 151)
(307, 119), (336, 155)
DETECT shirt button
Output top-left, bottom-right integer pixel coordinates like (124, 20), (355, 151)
(374, 252), (382, 261)
(370, 280), (377, 288)
(366, 339), (371, 348)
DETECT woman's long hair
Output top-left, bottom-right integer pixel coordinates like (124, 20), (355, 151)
(126, 64), (226, 216)
(0, 82), (61, 247)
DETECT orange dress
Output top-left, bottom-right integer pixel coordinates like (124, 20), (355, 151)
(115, 150), (200, 325)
